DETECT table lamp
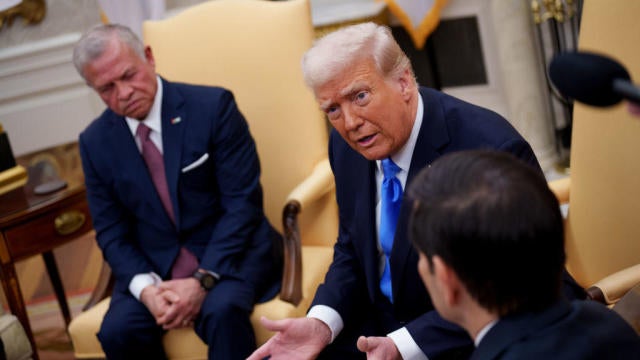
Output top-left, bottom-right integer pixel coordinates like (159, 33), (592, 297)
(0, 123), (27, 195)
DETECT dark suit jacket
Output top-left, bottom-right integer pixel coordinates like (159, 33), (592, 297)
(313, 87), (541, 358)
(79, 79), (282, 302)
(472, 300), (640, 359)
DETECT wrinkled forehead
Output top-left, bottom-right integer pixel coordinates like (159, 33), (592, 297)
(312, 56), (382, 90)
(312, 58), (382, 102)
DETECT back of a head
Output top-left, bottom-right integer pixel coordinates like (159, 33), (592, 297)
(73, 23), (145, 80)
(408, 150), (565, 316)
(301, 22), (413, 90)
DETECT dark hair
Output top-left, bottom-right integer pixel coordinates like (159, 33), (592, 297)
(408, 150), (565, 316)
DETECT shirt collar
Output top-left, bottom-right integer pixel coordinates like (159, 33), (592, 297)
(475, 319), (498, 347)
(126, 75), (163, 136)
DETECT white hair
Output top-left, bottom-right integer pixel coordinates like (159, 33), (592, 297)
(301, 22), (415, 90)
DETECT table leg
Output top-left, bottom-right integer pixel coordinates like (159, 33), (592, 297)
(41, 251), (71, 328)
(0, 261), (39, 360)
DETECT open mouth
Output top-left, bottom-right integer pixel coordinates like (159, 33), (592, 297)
(357, 134), (376, 146)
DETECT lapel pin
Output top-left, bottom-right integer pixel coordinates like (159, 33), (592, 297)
(171, 117), (182, 125)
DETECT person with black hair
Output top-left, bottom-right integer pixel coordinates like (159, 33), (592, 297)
(409, 150), (640, 359)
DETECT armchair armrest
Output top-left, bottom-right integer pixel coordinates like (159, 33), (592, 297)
(587, 263), (640, 305)
(281, 159), (335, 306)
(548, 177), (570, 204)
(82, 261), (114, 311)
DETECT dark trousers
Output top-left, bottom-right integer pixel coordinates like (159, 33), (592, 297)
(98, 278), (256, 360)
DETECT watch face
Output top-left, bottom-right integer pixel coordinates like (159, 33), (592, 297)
(201, 274), (216, 290)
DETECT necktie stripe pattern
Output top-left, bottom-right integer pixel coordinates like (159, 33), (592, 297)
(380, 158), (402, 302)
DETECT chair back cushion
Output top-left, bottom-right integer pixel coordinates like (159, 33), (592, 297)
(565, 0), (640, 287)
(143, 0), (336, 246)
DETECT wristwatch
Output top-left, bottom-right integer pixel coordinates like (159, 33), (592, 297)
(193, 270), (218, 291)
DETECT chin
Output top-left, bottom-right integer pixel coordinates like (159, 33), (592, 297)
(360, 148), (392, 161)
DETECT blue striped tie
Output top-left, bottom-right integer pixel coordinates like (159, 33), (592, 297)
(379, 158), (402, 302)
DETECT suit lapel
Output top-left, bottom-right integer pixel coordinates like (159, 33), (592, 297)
(159, 79), (186, 228)
(106, 112), (169, 224)
(357, 159), (380, 300)
(391, 88), (451, 299)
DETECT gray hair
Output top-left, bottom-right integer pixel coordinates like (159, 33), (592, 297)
(72, 24), (145, 80)
(301, 22), (415, 90)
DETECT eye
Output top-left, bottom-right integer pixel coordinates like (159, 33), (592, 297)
(354, 91), (370, 105)
(122, 70), (134, 80)
(325, 105), (341, 120)
(98, 84), (114, 95)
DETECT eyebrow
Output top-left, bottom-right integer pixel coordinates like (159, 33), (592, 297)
(339, 81), (367, 98)
(318, 81), (369, 111)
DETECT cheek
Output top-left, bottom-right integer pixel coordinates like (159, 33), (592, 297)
(330, 120), (348, 138)
(100, 93), (114, 107)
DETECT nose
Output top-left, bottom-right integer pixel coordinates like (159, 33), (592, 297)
(343, 107), (363, 131)
(115, 82), (133, 100)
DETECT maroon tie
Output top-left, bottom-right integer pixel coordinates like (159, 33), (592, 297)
(136, 123), (174, 222)
(136, 123), (198, 279)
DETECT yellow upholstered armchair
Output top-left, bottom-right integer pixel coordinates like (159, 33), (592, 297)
(547, 1), (640, 326)
(68, 0), (338, 358)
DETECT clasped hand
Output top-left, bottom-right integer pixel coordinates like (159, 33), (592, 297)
(140, 277), (206, 330)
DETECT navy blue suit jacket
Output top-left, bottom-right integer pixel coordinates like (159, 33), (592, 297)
(472, 300), (640, 359)
(79, 79), (282, 302)
(313, 88), (541, 358)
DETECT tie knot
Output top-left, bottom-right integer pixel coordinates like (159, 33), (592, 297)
(136, 122), (151, 140)
(382, 158), (401, 180)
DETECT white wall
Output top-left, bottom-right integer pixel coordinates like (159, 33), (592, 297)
(0, 33), (103, 156)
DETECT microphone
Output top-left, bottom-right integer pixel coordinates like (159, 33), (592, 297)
(549, 51), (640, 107)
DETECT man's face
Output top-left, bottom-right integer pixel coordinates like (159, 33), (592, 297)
(83, 37), (158, 120)
(314, 59), (416, 160)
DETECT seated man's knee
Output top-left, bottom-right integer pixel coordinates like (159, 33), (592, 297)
(98, 298), (165, 358)
(195, 280), (255, 340)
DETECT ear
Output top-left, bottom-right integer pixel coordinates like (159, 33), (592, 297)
(432, 256), (462, 307)
(144, 46), (156, 68)
(397, 68), (414, 101)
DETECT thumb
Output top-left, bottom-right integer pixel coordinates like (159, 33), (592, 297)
(259, 316), (288, 332)
(357, 336), (370, 353)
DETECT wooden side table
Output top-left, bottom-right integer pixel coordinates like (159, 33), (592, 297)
(0, 142), (92, 359)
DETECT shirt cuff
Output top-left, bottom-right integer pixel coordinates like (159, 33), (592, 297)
(307, 305), (344, 343)
(388, 327), (428, 360)
(129, 272), (162, 300)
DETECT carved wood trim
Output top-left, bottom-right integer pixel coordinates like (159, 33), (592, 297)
(0, 0), (46, 29)
(280, 200), (303, 306)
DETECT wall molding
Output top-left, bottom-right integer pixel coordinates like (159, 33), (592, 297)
(0, 32), (102, 156)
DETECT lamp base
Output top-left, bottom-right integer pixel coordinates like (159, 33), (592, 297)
(0, 165), (27, 196)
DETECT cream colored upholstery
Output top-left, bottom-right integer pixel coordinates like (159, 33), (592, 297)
(548, 1), (640, 306)
(68, 0), (338, 358)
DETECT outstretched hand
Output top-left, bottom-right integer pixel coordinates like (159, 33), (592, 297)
(357, 336), (401, 360)
(247, 316), (332, 360)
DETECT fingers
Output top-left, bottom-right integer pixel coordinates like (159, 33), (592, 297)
(246, 340), (272, 360)
(160, 288), (181, 303)
(157, 301), (179, 326)
(357, 336), (370, 353)
(259, 316), (288, 332)
(162, 310), (194, 330)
